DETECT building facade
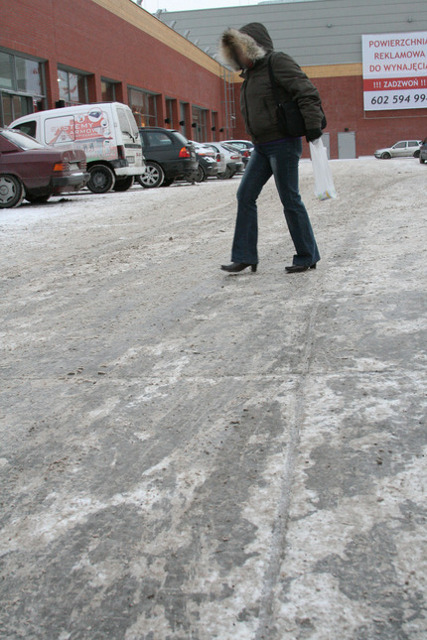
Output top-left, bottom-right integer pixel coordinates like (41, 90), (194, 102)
(1, 0), (426, 157)
(159, 0), (427, 158)
(0, 0), (232, 141)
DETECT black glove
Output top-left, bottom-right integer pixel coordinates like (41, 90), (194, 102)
(306, 128), (322, 143)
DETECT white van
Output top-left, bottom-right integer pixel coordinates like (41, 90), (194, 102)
(10, 102), (145, 193)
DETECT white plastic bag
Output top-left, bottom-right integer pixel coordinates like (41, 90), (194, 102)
(309, 138), (337, 201)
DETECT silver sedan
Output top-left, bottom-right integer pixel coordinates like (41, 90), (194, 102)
(374, 139), (422, 159)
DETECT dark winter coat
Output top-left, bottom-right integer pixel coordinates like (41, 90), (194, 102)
(220, 23), (324, 144)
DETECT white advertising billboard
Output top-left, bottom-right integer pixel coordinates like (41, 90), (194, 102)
(362, 32), (427, 111)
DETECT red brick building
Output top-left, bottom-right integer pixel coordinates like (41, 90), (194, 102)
(0, 0), (231, 141)
(1, 0), (426, 157)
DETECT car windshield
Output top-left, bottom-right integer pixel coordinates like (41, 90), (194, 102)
(2, 128), (46, 150)
(222, 143), (240, 153)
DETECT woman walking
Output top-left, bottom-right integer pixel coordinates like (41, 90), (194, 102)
(220, 23), (324, 274)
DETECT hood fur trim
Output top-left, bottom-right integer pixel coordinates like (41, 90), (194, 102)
(219, 28), (267, 70)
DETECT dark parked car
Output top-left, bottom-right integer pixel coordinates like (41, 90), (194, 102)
(191, 142), (219, 181)
(0, 127), (88, 208)
(419, 138), (427, 164)
(138, 127), (197, 187)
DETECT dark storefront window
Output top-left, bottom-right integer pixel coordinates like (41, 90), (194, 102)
(101, 79), (117, 102)
(191, 106), (207, 142)
(0, 49), (45, 126)
(1, 93), (33, 126)
(211, 111), (218, 141)
(165, 97), (175, 127)
(58, 67), (88, 106)
(179, 102), (187, 138)
(128, 87), (158, 127)
(0, 51), (13, 89)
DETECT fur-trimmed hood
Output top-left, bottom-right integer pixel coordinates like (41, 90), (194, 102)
(220, 23), (274, 70)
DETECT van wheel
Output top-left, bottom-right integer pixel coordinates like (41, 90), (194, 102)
(87, 165), (116, 193)
(139, 161), (164, 188)
(113, 176), (134, 191)
(0, 174), (25, 208)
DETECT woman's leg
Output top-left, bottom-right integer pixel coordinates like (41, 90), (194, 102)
(269, 139), (320, 266)
(231, 147), (273, 264)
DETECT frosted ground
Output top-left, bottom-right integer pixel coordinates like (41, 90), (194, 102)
(0, 156), (426, 639)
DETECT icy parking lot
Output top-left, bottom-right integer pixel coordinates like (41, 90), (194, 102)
(1, 158), (426, 639)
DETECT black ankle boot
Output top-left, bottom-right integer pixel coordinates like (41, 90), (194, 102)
(285, 263), (317, 273)
(221, 262), (257, 273)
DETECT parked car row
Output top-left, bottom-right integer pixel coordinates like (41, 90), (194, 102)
(0, 126), (251, 208)
(1, 100), (255, 207)
(9, 102), (145, 194)
(202, 142), (245, 179)
(133, 131), (248, 189)
(3, 98), (425, 210)
(223, 139), (254, 166)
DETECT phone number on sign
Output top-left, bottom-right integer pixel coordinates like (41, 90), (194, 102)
(371, 93), (427, 105)
(364, 90), (427, 111)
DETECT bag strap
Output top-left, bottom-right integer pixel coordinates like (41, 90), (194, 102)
(267, 54), (282, 106)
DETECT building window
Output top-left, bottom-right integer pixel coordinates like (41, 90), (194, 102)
(0, 49), (45, 126)
(128, 87), (158, 127)
(0, 50), (44, 94)
(179, 102), (187, 137)
(0, 93), (33, 126)
(0, 51), (14, 90)
(58, 67), (88, 106)
(191, 106), (207, 142)
(211, 111), (218, 141)
(16, 57), (43, 95)
(101, 79), (117, 102)
(165, 97), (175, 127)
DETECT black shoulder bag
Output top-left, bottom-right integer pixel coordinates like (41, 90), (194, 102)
(267, 55), (326, 138)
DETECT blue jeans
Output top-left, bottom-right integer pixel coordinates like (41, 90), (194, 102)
(231, 138), (320, 266)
